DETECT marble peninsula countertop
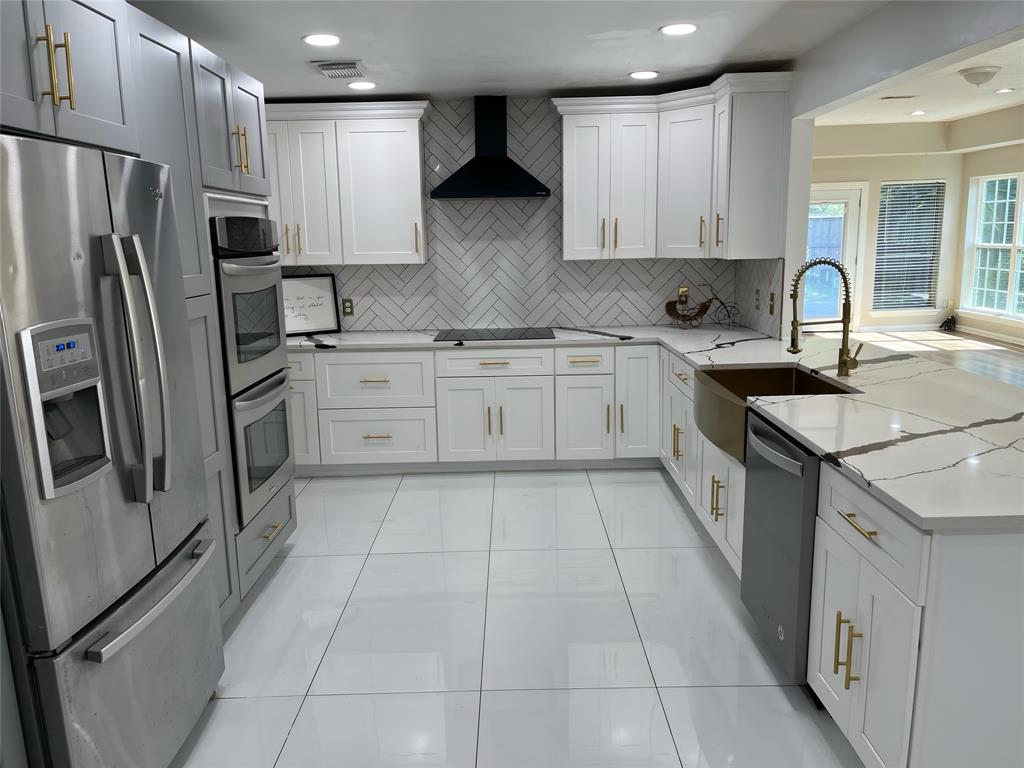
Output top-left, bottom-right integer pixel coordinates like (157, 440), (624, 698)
(289, 326), (1024, 531)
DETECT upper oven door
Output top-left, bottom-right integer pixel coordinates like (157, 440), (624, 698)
(231, 370), (295, 527)
(218, 254), (287, 396)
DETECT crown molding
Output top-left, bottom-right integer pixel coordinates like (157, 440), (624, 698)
(553, 72), (792, 115)
(266, 100), (430, 120)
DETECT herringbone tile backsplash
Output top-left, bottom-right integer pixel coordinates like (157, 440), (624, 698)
(284, 97), (743, 331)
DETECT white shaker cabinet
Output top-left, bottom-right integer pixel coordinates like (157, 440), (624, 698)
(608, 113), (658, 259)
(657, 104), (713, 258)
(696, 434), (744, 576)
(436, 377), (496, 462)
(614, 346), (659, 457)
(265, 122), (293, 262)
(555, 374), (614, 460)
(287, 121), (344, 265)
(288, 379), (320, 466)
(336, 117), (425, 265)
(495, 377), (555, 461)
(562, 114), (610, 260)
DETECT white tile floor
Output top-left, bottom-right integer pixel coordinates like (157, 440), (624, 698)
(173, 470), (861, 768)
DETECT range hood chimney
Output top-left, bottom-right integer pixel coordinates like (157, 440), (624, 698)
(430, 96), (551, 199)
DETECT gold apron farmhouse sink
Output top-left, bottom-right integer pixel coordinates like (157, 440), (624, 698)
(694, 366), (857, 462)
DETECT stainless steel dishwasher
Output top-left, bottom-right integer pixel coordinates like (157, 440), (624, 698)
(740, 411), (820, 685)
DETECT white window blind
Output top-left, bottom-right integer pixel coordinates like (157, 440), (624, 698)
(872, 181), (946, 311)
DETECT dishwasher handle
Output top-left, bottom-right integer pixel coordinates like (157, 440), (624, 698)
(748, 425), (804, 478)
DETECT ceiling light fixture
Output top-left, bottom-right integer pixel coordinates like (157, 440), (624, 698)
(348, 81), (376, 90)
(958, 65), (1001, 87)
(911, 109), (926, 116)
(303, 33), (339, 47)
(996, 87), (1016, 94)
(629, 70), (659, 80)
(660, 23), (697, 36)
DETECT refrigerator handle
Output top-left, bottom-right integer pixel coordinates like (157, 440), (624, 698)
(101, 235), (153, 503)
(122, 235), (171, 492)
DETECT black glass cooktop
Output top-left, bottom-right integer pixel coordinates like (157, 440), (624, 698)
(433, 327), (556, 342)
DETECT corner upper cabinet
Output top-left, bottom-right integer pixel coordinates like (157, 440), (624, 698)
(2, 0), (137, 152)
(336, 117), (425, 265)
(657, 104), (713, 258)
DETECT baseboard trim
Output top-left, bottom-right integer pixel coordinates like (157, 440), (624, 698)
(296, 457), (662, 477)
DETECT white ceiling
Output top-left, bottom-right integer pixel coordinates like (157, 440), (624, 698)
(818, 37), (1024, 125)
(134, 0), (882, 99)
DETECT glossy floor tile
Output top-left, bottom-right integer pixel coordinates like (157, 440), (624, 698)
(217, 556), (364, 698)
(310, 552), (489, 694)
(279, 476), (401, 557)
(483, 549), (652, 690)
(277, 692), (479, 768)
(589, 470), (713, 548)
(615, 547), (779, 687)
(491, 471), (610, 550)
(660, 686), (861, 767)
(476, 688), (681, 767)
(171, 696), (302, 768)
(372, 473), (493, 554)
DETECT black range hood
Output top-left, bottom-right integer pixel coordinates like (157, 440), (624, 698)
(430, 96), (551, 200)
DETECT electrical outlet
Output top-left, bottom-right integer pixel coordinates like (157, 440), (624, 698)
(769, 292), (776, 316)
(341, 298), (355, 316)
(677, 285), (689, 304)
(755, 288), (761, 310)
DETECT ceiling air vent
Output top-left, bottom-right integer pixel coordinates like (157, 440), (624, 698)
(310, 60), (365, 79)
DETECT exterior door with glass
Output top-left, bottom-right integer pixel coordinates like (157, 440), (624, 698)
(804, 186), (863, 326)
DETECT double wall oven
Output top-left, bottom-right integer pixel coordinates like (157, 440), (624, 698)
(211, 215), (295, 526)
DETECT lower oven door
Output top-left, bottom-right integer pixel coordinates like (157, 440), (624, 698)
(33, 531), (224, 768)
(231, 369), (296, 526)
(218, 254), (287, 396)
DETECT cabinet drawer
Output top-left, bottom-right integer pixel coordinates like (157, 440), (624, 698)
(666, 353), (694, 396)
(819, 464), (930, 604)
(287, 352), (315, 380)
(555, 347), (615, 375)
(236, 483), (295, 597)
(319, 408), (438, 464)
(316, 352), (434, 408)
(435, 348), (553, 377)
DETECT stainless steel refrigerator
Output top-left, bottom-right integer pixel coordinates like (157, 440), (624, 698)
(0, 135), (224, 767)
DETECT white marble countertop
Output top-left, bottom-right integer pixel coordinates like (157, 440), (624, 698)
(288, 326), (1024, 531)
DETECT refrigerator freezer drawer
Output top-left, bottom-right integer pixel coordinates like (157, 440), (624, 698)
(33, 535), (224, 768)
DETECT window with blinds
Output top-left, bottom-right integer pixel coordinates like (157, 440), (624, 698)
(872, 181), (946, 311)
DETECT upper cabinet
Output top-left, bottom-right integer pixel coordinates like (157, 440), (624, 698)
(265, 102), (429, 266)
(1, 0), (137, 152)
(554, 73), (791, 261)
(561, 112), (657, 260)
(191, 41), (269, 195)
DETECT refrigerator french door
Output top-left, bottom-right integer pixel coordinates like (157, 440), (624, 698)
(0, 136), (223, 768)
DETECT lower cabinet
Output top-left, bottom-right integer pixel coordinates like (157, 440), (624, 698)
(696, 434), (745, 576)
(555, 374), (614, 460)
(808, 516), (922, 768)
(289, 378), (320, 465)
(436, 376), (554, 462)
(319, 407), (437, 464)
(614, 345), (660, 458)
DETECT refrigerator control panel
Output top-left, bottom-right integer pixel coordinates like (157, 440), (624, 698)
(22, 320), (101, 397)
(38, 332), (93, 371)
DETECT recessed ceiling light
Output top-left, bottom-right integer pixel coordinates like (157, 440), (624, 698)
(996, 87), (1016, 94)
(629, 71), (659, 80)
(303, 33), (339, 47)
(348, 81), (376, 90)
(660, 23), (697, 36)
(911, 109), (926, 116)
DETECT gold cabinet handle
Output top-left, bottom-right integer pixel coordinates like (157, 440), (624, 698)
(672, 425), (681, 461)
(413, 222), (419, 254)
(619, 404), (624, 434)
(499, 405), (504, 436)
(711, 476), (724, 520)
(232, 125), (245, 170)
(284, 224), (290, 255)
(674, 371), (688, 384)
(613, 217), (619, 249)
(843, 623), (863, 690)
(715, 213), (723, 247)
(359, 377), (390, 384)
(362, 433), (393, 440)
(479, 360), (510, 366)
(35, 25), (60, 106)
(261, 522), (285, 542)
(833, 610), (851, 674)
(296, 223), (302, 255)
(487, 406), (492, 436)
(606, 403), (611, 434)
(53, 31), (75, 109)
(600, 218), (606, 250)
(568, 356), (602, 365)
(242, 126), (251, 173)
(698, 215), (706, 248)
(839, 511), (878, 541)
